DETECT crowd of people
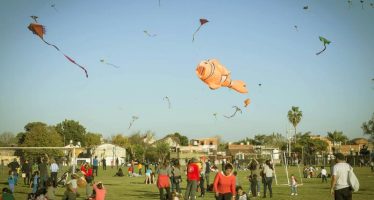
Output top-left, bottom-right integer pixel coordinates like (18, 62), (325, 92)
(1, 153), (365, 200)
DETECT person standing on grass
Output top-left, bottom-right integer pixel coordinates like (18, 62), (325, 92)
(213, 163), (236, 200)
(93, 156), (99, 177)
(81, 162), (94, 199)
(39, 158), (49, 189)
(7, 159), (19, 185)
(7, 172), (15, 193)
(21, 160), (31, 185)
(290, 174), (298, 196)
(262, 160), (274, 198)
(157, 161), (172, 200)
(101, 158), (106, 171)
(172, 162), (182, 194)
(321, 166), (328, 183)
(50, 159), (59, 187)
(205, 160), (211, 190)
(185, 158), (200, 200)
(330, 153), (353, 200)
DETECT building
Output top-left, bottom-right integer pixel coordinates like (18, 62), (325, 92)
(92, 143), (127, 166)
(227, 143), (254, 160)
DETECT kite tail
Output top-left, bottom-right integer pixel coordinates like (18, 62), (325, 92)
(107, 63), (120, 68)
(42, 38), (60, 51)
(192, 25), (202, 42)
(63, 54), (88, 78)
(316, 45), (327, 55)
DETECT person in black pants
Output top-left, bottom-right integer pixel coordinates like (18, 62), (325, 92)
(21, 160), (31, 185)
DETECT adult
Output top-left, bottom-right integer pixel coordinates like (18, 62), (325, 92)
(138, 162), (143, 175)
(185, 158), (200, 200)
(21, 160), (31, 185)
(92, 156), (99, 176)
(157, 161), (172, 200)
(262, 160), (274, 198)
(101, 158), (106, 170)
(50, 159), (59, 187)
(205, 160), (211, 190)
(171, 162), (182, 194)
(81, 162), (94, 199)
(321, 166), (328, 183)
(213, 163), (236, 200)
(7, 159), (19, 185)
(115, 158), (119, 169)
(330, 153), (353, 200)
(38, 158), (49, 189)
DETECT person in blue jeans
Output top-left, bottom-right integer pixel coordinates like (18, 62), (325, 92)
(262, 160), (274, 198)
(93, 156), (99, 177)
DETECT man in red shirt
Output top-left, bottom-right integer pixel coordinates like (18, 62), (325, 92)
(184, 158), (200, 200)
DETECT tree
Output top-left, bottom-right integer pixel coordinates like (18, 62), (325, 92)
(85, 132), (102, 148)
(55, 119), (86, 146)
(18, 122), (64, 160)
(0, 132), (17, 146)
(362, 113), (374, 139)
(111, 134), (129, 148)
(327, 130), (349, 145)
(156, 141), (170, 163)
(167, 132), (189, 146)
(144, 146), (158, 162)
(288, 106), (303, 142)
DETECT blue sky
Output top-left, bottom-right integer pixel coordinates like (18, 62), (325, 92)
(0, 0), (373, 142)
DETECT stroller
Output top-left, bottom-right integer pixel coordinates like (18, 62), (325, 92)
(57, 171), (69, 187)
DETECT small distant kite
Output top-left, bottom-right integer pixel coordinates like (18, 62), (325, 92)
(348, 0), (353, 7)
(28, 16), (88, 78)
(303, 6), (308, 10)
(360, 0), (365, 9)
(370, 3), (374, 8)
(163, 96), (171, 109)
(224, 106), (242, 118)
(213, 113), (218, 120)
(128, 116), (139, 129)
(196, 59), (248, 94)
(294, 25), (298, 32)
(316, 36), (331, 55)
(144, 30), (157, 37)
(258, 83), (262, 87)
(192, 18), (209, 42)
(244, 98), (250, 107)
(51, 4), (58, 12)
(100, 59), (120, 68)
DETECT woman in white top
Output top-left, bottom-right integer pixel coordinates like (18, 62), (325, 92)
(262, 160), (274, 198)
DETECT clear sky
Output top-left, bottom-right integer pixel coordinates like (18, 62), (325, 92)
(1, 0), (373, 142)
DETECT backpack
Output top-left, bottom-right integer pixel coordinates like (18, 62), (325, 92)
(348, 167), (359, 192)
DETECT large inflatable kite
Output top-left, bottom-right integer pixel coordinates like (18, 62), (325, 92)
(196, 59), (248, 94)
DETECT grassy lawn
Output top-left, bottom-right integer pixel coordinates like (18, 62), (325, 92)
(1, 165), (373, 200)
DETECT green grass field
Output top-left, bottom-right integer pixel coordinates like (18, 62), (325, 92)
(1, 165), (373, 200)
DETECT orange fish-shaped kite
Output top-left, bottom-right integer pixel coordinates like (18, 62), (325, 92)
(28, 16), (88, 78)
(244, 98), (250, 107)
(196, 59), (248, 94)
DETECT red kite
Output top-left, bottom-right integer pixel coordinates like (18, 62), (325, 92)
(196, 59), (248, 94)
(28, 17), (88, 78)
(192, 18), (209, 42)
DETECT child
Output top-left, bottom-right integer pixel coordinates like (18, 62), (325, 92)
(290, 175), (298, 196)
(62, 183), (76, 200)
(45, 179), (55, 200)
(236, 186), (249, 200)
(145, 168), (152, 184)
(171, 191), (182, 200)
(92, 181), (106, 200)
(7, 172), (15, 193)
(30, 171), (39, 194)
(249, 174), (258, 197)
(199, 171), (205, 197)
(234, 171), (240, 187)
(67, 174), (78, 194)
(128, 166), (133, 177)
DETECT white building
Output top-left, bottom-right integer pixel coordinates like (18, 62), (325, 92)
(92, 143), (127, 166)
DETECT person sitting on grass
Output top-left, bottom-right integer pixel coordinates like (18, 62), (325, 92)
(1, 187), (15, 200)
(236, 186), (249, 200)
(62, 183), (76, 200)
(89, 181), (106, 200)
(114, 168), (124, 177)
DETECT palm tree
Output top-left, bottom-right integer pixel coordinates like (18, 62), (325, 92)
(327, 131), (349, 153)
(288, 106), (303, 141)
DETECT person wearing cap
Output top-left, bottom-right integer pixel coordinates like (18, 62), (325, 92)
(184, 158), (200, 200)
(330, 153), (352, 200)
